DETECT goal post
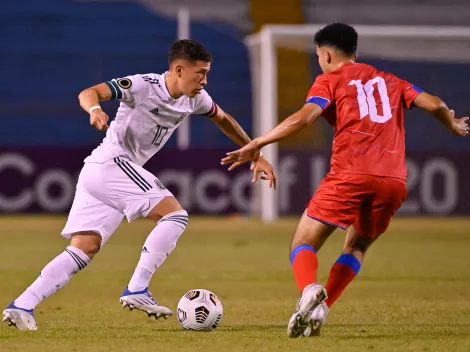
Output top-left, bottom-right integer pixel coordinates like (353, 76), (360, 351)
(245, 24), (470, 223)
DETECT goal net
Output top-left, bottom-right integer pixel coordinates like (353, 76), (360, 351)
(245, 24), (470, 222)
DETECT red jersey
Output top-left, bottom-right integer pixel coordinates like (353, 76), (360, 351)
(306, 62), (423, 180)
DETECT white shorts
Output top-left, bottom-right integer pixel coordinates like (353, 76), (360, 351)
(61, 157), (173, 245)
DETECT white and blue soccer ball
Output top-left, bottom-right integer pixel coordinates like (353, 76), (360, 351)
(177, 289), (223, 331)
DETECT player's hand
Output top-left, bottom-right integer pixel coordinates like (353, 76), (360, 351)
(450, 110), (469, 136)
(221, 140), (260, 170)
(251, 157), (277, 190)
(90, 109), (110, 131)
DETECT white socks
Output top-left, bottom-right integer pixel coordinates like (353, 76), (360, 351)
(14, 246), (91, 310)
(13, 210), (189, 309)
(127, 210), (188, 292)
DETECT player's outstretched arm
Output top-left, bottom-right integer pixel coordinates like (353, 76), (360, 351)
(78, 83), (113, 131)
(253, 103), (323, 147)
(413, 92), (469, 136)
(210, 104), (277, 189)
(221, 103), (323, 169)
(209, 104), (252, 147)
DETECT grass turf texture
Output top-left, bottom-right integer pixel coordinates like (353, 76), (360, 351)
(0, 216), (469, 351)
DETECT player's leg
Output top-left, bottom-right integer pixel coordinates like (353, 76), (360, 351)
(3, 175), (124, 330)
(127, 196), (185, 293)
(5, 232), (100, 317)
(290, 211), (337, 295)
(121, 196), (187, 319)
(288, 174), (359, 338)
(287, 213), (337, 338)
(323, 225), (376, 309)
(301, 223), (370, 337)
(109, 158), (185, 318)
(324, 176), (407, 309)
(308, 224), (384, 336)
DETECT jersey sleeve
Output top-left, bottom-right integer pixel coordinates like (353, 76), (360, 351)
(401, 79), (423, 109)
(193, 89), (218, 117)
(104, 74), (149, 105)
(305, 75), (334, 110)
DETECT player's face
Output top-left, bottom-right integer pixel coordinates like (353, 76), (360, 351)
(180, 60), (211, 98)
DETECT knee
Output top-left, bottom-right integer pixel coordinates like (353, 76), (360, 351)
(290, 217), (334, 252)
(161, 209), (189, 230)
(176, 209), (188, 219)
(70, 231), (102, 259)
(180, 210), (189, 228)
(180, 209), (188, 221)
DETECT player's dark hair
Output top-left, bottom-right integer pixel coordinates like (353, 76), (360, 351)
(314, 23), (358, 56)
(168, 39), (213, 64)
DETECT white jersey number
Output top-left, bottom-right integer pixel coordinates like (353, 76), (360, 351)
(151, 125), (169, 146)
(349, 77), (393, 123)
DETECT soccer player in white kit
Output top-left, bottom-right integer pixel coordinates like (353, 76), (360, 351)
(3, 39), (276, 330)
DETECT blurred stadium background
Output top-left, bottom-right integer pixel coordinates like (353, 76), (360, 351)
(2, 0), (470, 218)
(1, 1), (470, 351)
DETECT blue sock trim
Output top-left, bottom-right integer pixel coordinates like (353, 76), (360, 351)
(6, 302), (34, 314)
(121, 287), (149, 296)
(336, 254), (361, 275)
(290, 244), (316, 264)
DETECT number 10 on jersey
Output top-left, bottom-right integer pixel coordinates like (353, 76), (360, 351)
(349, 77), (393, 123)
(152, 125), (168, 146)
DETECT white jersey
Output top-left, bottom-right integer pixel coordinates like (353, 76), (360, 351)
(84, 72), (217, 166)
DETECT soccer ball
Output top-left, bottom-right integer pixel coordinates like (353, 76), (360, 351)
(177, 289), (223, 331)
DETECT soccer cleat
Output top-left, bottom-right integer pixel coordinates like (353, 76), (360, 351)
(287, 283), (327, 338)
(2, 302), (38, 331)
(119, 287), (173, 320)
(303, 301), (329, 337)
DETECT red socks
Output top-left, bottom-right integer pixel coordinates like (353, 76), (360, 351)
(324, 254), (361, 307)
(290, 244), (318, 293)
(291, 246), (362, 307)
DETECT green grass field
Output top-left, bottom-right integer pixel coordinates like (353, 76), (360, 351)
(0, 215), (469, 352)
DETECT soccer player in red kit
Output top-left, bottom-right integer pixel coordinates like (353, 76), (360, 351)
(222, 23), (469, 338)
